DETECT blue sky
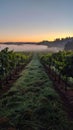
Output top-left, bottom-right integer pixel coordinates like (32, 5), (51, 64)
(0, 0), (73, 42)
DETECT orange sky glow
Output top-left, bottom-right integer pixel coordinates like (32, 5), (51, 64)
(0, 1), (73, 43)
(0, 33), (73, 42)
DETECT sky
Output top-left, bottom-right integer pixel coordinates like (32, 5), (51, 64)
(0, 0), (73, 42)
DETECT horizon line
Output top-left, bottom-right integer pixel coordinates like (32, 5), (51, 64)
(0, 36), (73, 43)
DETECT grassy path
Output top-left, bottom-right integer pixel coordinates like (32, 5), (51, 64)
(0, 53), (73, 130)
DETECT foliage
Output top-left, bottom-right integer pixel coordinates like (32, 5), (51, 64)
(0, 54), (72, 129)
(0, 48), (32, 87)
(40, 51), (73, 79)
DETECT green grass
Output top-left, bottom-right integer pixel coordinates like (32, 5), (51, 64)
(0, 53), (73, 130)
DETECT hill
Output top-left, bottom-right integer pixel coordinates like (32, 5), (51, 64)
(64, 41), (73, 50)
(39, 37), (73, 51)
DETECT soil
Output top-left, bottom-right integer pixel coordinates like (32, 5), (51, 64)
(43, 64), (73, 119)
(0, 65), (25, 97)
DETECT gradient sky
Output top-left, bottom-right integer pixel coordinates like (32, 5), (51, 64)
(0, 0), (73, 42)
